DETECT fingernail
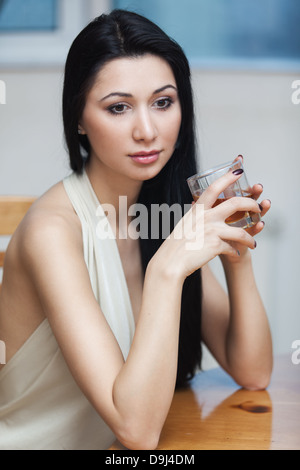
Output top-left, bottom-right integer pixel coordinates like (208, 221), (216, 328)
(232, 169), (244, 175)
(237, 154), (243, 160)
(254, 240), (257, 248)
(258, 183), (263, 190)
(267, 199), (271, 205)
(259, 203), (263, 211)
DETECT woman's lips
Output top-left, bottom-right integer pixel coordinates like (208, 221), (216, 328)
(129, 151), (160, 164)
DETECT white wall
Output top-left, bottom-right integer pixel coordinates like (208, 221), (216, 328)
(0, 64), (299, 362)
(192, 69), (300, 364)
(0, 69), (70, 195)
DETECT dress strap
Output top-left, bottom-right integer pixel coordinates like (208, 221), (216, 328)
(63, 170), (135, 359)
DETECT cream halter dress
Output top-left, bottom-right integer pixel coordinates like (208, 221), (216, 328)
(0, 170), (135, 450)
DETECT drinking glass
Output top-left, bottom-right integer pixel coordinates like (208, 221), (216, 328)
(187, 159), (261, 229)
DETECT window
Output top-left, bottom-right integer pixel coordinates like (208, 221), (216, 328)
(0, 0), (58, 31)
(114, 0), (300, 70)
(0, 0), (95, 66)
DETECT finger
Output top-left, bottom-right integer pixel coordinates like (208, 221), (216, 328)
(220, 225), (257, 250)
(220, 240), (241, 258)
(250, 183), (264, 201)
(232, 154), (244, 164)
(211, 195), (261, 221)
(245, 220), (265, 236)
(258, 199), (271, 217)
(196, 168), (246, 209)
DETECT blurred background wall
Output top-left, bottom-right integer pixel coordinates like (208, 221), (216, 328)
(0, 0), (299, 368)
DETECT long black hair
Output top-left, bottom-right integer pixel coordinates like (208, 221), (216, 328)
(62, 9), (202, 388)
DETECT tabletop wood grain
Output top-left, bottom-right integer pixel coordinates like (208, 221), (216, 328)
(109, 354), (300, 450)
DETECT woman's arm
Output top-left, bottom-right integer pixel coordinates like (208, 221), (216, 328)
(222, 250), (273, 388)
(20, 169), (268, 450)
(201, 258), (273, 390)
(199, 178), (273, 390)
(21, 211), (185, 450)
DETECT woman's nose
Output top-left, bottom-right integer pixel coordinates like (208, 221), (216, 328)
(132, 109), (158, 142)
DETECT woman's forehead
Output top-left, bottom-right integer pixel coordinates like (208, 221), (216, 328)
(90, 54), (177, 95)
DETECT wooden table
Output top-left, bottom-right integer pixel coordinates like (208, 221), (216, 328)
(110, 355), (300, 450)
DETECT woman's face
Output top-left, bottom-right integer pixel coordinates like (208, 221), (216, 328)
(79, 54), (182, 184)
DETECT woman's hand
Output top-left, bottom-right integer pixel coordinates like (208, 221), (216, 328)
(228, 183), (271, 256)
(154, 167), (263, 282)
(220, 155), (271, 263)
(219, 183), (271, 264)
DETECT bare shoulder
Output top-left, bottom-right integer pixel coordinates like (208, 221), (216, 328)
(6, 179), (86, 298)
(0, 180), (86, 364)
(16, 180), (82, 258)
(25, 180), (79, 231)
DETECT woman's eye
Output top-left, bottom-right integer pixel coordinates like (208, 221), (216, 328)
(107, 103), (128, 114)
(154, 98), (173, 110)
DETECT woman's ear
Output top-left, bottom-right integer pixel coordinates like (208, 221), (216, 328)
(78, 124), (86, 135)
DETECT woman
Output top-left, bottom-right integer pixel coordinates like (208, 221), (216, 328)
(0, 10), (272, 450)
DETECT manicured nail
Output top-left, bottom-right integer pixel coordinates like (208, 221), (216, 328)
(237, 154), (243, 160)
(232, 169), (244, 175)
(254, 240), (257, 248)
(259, 203), (263, 211)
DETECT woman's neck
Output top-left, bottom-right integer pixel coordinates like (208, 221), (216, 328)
(85, 158), (143, 233)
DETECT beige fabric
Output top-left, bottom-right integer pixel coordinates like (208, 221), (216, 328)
(0, 170), (135, 449)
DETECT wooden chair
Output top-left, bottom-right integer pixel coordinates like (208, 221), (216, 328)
(0, 196), (36, 287)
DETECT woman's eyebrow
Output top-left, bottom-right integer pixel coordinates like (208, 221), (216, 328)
(153, 84), (177, 95)
(100, 84), (177, 102)
(100, 92), (132, 102)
